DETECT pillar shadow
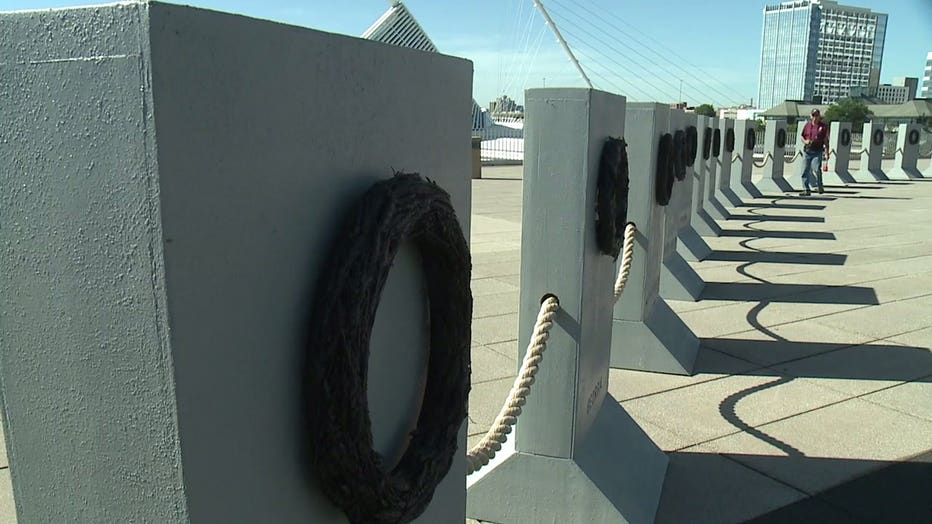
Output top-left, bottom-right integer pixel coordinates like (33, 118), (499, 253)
(719, 230), (836, 240)
(726, 214), (825, 223)
(699, 283), (878, 304)
(656, 451), (932, 524)
(701, 339), (931, 379)
(704, 251), (846, 265)
(735, 202), (826, 211)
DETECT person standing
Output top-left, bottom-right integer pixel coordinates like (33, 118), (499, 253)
(799, 108), (831, 196)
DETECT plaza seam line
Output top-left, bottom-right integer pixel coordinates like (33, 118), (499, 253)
(620, 327), (931, 405)
(717, 389), (932, 503)
(672, 383), (932, 458)
(678, 286), (932, 334)
(854, 375), (932, 424)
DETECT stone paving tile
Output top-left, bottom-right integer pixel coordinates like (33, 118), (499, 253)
(470, 240), (522, 254)
(701, 321), (874, 367)
(471, 344), (519, 385)
(620, 373), (850, 451)
(884, 325), (932, 349)
(471, 290), (519, 319)
(470, 276), (519, 297)
(481, 340), (519, 364)
(0, 416), (6, 470)
(679, 299), (871, 339)
(472, 249), (520, 266)
(608, 347), (759, 402)
(471, 313), (518, 346)
(768, 341), (932, 397)
(815, 293), (932, 340)
(690, 397), (932, 496)
(859, 376), (932, 423)
(467, 376), (514, 435)
(471, 260), (520, 280)
(0, 469), (15, 524)
(654, 451), (808, 524)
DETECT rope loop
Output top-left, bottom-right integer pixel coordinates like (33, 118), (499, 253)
(613, 222), (637, 301)
(466, 295), (561, 475)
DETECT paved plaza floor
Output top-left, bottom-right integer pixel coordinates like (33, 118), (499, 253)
(466, 160), (932, 523)
(2, 161), (930, 524)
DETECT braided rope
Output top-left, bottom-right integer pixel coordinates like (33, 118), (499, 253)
(466, 295), (560, 475)
(752, 153), (772, 168)
(613, 222), (637, 301)
(783, 151), (802, 164)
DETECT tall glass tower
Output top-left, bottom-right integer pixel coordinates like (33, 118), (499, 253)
(922, 52), (932, 98)
(757, 0), (887, 110)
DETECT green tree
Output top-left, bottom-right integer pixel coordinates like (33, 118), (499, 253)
(822, 98), (872, 132)
(694, 103), (716, 117)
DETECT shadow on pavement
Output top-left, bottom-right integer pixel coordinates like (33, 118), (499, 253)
(726, 214), (826, 223)
(704, 251), (846, 265)
(719, 230), (837, 240)
(700, 283), (878, 304)
(656, 451), (932, 524)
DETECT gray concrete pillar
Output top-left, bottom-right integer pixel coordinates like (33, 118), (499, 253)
(732, 119), (764, 199)
(684, 115), (722, 240)
(853, 122), (886, 181)
(661, 109), (705, 301)
(715, 118), (743, 207)
(466, 88), (667, 524)
(756, 120), (793, 193)
(0, 4), (471, 523)
(611, 103), (699, 375)
(677, 113), (714, 260)
(823, 121), (854, 185)
(888, 123), (923, 179)
(704, 117), (733, 220)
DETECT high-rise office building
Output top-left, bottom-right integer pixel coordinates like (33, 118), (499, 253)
(758, 0), (887, 110)
(922, 52), (932, 98)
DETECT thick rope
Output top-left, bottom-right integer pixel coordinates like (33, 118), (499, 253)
(783, 150), (802, 164)
(466, 295), (560, 475)
(752, 153), (772, 168)
(613, 222), (637, 301)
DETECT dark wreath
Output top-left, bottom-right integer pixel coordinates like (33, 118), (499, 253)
(304, 173), (471, 524)
(685, 125), (698, 167)
(596, 137), (630, 259)
(656, 133), (675, 206)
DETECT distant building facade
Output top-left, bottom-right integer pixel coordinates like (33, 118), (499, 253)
(488, 95), (523, 116)
(848, 77), (917, 105)
(758, 0), (887, 110)
(923, 52), (932, 98)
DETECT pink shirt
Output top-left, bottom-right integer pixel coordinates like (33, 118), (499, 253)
(802, 121), (830, 151)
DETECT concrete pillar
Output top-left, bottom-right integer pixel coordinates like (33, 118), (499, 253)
(466, 88), (668, 524)
(732, 119), (764, 199)
(704, 117), (732, 220)
(853, 122), (886, 181)
(683, 115), (722, 241)
(715, 118), (743, 207)
(661, 109), (705, 301)
(887, 123), (923, 179)
(0, 4), (471, 523)
(611, 103), (699, 375)
(756, 120), (793, 193)
(823, 121), (854, 184)
(677, 113), (715, 260)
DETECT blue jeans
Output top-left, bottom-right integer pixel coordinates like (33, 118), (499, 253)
(800, 149), (823, 190)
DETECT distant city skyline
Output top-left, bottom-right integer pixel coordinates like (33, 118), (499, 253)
(757, 0), (889, 110)
(4, 0), (930, 107)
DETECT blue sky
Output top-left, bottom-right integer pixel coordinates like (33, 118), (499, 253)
(6, 0), (931, 108)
